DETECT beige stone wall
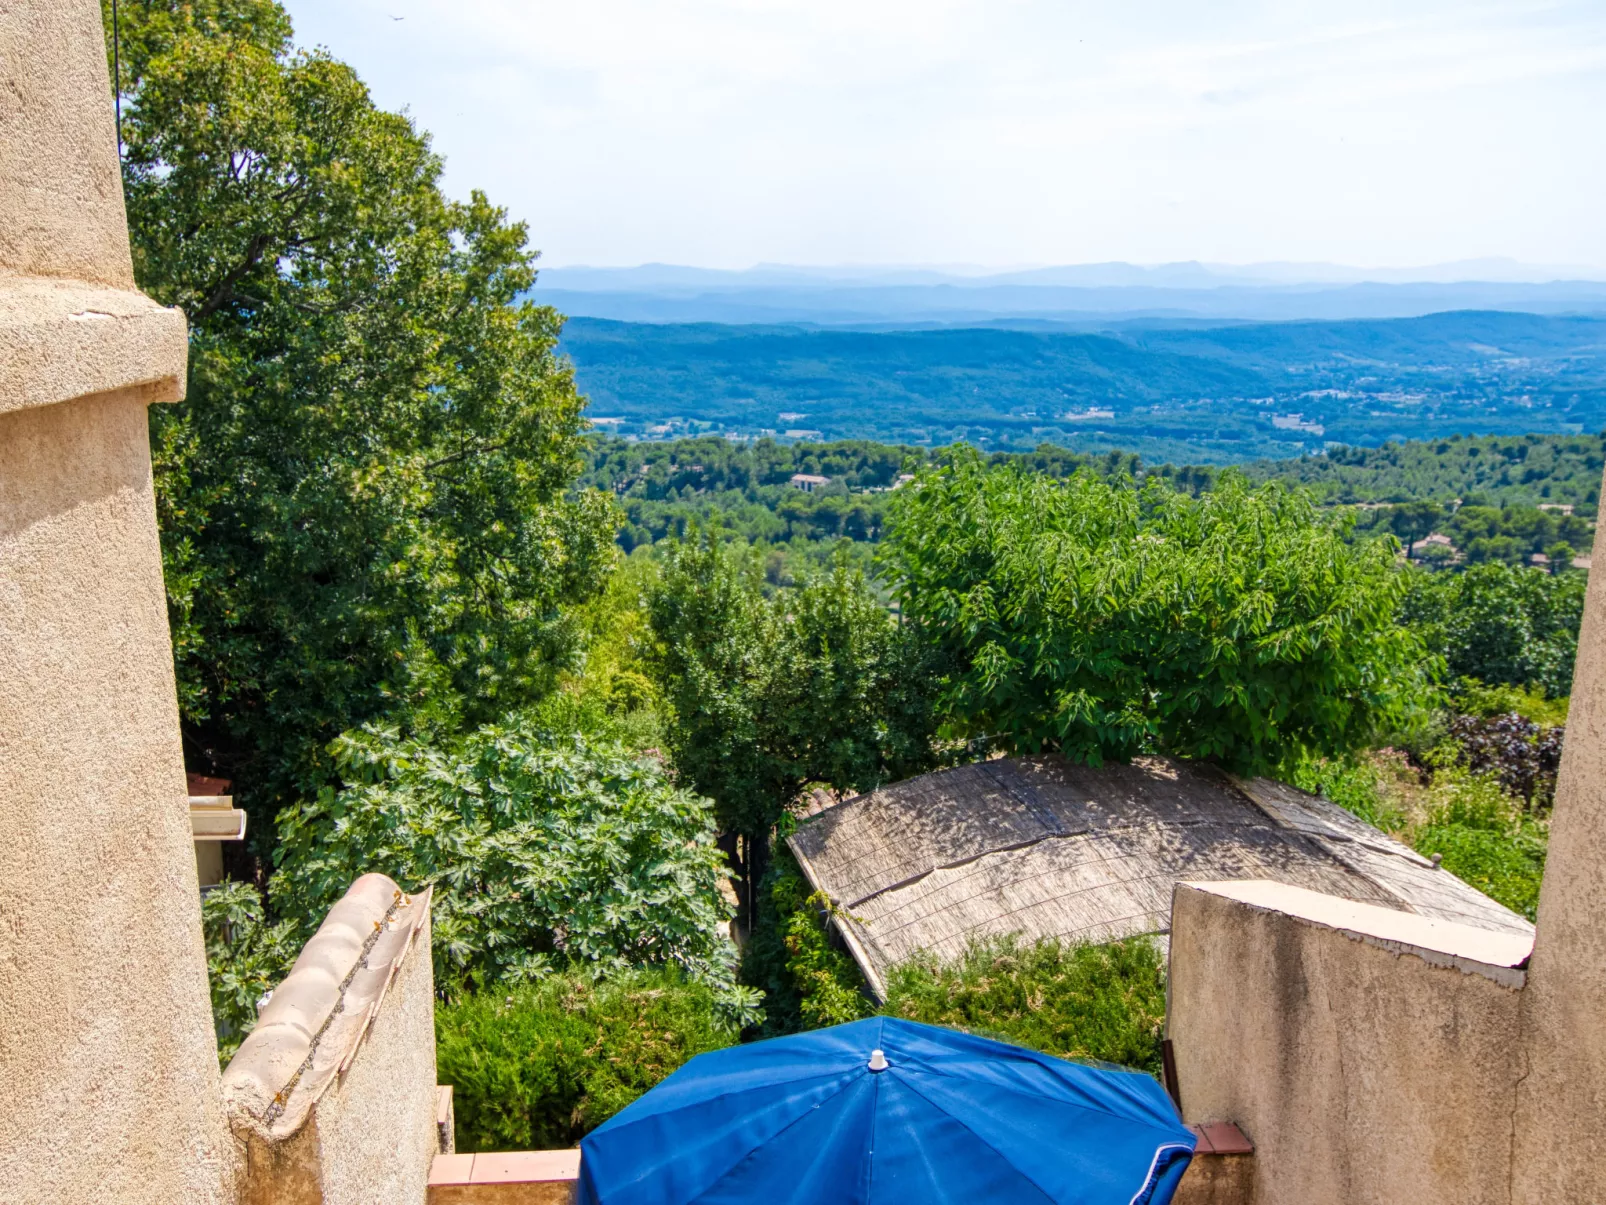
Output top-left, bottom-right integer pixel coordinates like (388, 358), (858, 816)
(1511, 464), (1606, 1201)
(315, 908), (441, 1205)
(233, 924), (439, 1205)
(1168, 883), (1526, 1205)
(0, 386), (233, 1205)
(0, 0), (136, 286)
(0, 3), (233, 1202)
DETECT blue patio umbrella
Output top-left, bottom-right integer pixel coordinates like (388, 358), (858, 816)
(578, 1016), (1195, 1205)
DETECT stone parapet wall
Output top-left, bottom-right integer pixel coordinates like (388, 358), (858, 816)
(1167, 880), (1528, 1205)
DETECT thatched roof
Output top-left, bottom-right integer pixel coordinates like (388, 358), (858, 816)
(786, 755), (1533, 999)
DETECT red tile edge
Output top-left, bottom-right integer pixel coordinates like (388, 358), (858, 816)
(428, 1154), (475, 1186)
(467, 1150), (583, 1185)
(1189, 1121), (1254, 1156)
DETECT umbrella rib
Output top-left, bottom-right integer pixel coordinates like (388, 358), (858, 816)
(889, 1075), (1061, 1205)
(684, 1072), (870, 1205)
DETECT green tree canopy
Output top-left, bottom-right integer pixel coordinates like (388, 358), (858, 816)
(882, 453), (1436, 771)
(1401, 562), (1587, 697)
(104, 0), (617, 827)
(645, 536), (939, 903)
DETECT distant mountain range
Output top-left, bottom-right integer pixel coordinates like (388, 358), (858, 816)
(534, 261), (1606, 326)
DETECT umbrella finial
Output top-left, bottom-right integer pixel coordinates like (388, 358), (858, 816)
(868, 1049), (889, 1072)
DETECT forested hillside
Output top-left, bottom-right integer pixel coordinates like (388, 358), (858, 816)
(1245, 432), (1606, 508)
(561, 313), (1606, 462)
(584, 432), (1602, 573)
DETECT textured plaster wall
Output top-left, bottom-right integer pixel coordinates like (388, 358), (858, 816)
(0, 0), (135, 286)
(1168, 886), (1523, 1205)
(1511, 465), (1606, 1201)
(0, 389), (233, 1204)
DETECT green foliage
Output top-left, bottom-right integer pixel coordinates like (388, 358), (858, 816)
(1255, 432), (1606, 511)
(884, 453), (1436, 771)
(1352, 501), (1593, 564)
(270, 724), (743, 998)
(743, 849), (871, 1035)
(532, 553), (668, 755)
(1401, 563), (1586, 697)
(108, 0), (618, 834)
(1295, 749), (1549, 921)
(436, 968), (746, 1151)
(1411, 762), (1549, 921)
(785, 892), (872, 1030)
(200, 880), (301, 1065)
(646, 535), (940, 845)
(1451, 679), (1570, 727)
(1285, 753), (1407, 832)
(882, 936), (1168, 1074)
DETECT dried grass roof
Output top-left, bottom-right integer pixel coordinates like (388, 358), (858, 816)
(786, 754), (1532, 998)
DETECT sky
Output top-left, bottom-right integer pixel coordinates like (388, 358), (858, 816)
(280, 0), (1606, 272)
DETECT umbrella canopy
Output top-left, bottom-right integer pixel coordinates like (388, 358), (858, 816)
(578, 1017), (1195, 1205)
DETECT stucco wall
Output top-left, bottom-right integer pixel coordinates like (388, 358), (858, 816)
(0, 0), (136, 286)
(1509, 466), (1606, 1200)
(233, 922), (439, 1205)
(1168, 882), (1526, 1205)
(0, 388), (233, 1205)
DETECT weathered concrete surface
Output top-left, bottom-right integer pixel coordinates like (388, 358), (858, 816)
(1168, 881), (1526, 1205)
(226, 877), (440, 1205)
(1512, 467), (1606, 1201)
(0, 6), (231, 1202)
(0, 0), (136, 286)
(1171, 1155), (1254, 1205)
(0, 386), (233, 1205)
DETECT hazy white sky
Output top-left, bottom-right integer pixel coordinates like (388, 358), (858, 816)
(281, 0), (1606, 270)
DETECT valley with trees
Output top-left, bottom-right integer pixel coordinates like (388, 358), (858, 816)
(110, 0), (1597, 1156)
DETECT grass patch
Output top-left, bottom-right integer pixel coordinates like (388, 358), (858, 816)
(882, 935), (1168, 1075)
(435, 968), (743, 1151)
(1292, 748), (1548, 921)
(1409, 763), (1549, 920)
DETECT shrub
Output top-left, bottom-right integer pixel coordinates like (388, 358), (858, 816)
(1298, 748), (1549, 922)
(883, 455), (1436, 772)
(435, 968), (746, 1151)
(1444, 712), (1564, 810)
(1411, 763), (1549, 920)
(1450, 678), (1569, 727)
(200, 880), (301, 1065)
(271, 723), (746, 1000)
(1400, 562), (1585, 697)
(882, 935), (1168, 1075)
(743, 846), (871, 1036)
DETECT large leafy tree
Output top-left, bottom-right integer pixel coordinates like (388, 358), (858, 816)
(646, 537), (939, 909)
(103, 1), (617, 831)
(882, 452), (1435, 771)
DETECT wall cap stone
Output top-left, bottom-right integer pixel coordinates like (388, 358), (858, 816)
(221, 873), (433, 1141)
(0, 273), (186, 415)
(1177, 879), (1532, 987)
